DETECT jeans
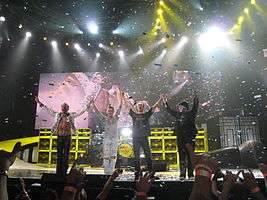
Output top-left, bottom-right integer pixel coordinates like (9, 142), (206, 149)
(103, 136), (118, 174)
(177, 137), (195, 178)
(133, 136), (153, 172)
(56, 135), (71, 175)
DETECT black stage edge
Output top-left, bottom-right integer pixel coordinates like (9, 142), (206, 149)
(7, 174), (267, 200)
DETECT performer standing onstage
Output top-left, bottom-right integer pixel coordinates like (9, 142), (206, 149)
(35, 97), (90, 175)
(162, 94), (199, 180)
(124, 95), (163, 176)
(91, 90), (122, 175)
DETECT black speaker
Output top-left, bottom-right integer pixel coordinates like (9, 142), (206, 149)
(153, 160), (168, 172)
(209, 147), (241, 168)
(239, 140), (267, 168)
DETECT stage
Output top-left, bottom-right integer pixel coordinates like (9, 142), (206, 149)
(9, 158), (265, 181)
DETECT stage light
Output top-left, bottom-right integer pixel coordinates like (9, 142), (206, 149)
(198, 26), (230, 52)
(65, 42), (69, 46)
(251, 0), (256, 5)
(87, 43), (91, 46)
(161, 37), (167, 43)
(157, 9), (163, 15)
(244, 8), (249, 14)
(18, 24), (23, 29)
(137, 47), (144, 55)
(159, 1), (164, 5)
(25, 32), (32, 38)
(98, 43), (104, 48)
(43, 37), (47, 41)
(238, 16), (244, 24)
(118, 50), (124, 56)
(120, 127), (132, 138)
(96, 52), (100, 58)
(0, 16), (5, 22)
(74, 43), (81, 51)
(110, 41), (114, 46)
(156, 18), (160, 23)
(51, 41), (57, 47)
(87, 22), (98, 34)
(78, 30), (84, 34)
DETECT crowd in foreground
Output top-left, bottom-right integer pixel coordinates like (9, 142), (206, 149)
(0, 142), (267, 200)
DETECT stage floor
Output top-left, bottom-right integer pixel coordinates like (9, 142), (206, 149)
(9, 159), (264, 181)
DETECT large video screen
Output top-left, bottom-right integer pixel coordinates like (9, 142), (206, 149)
(35, 71), (225, 130)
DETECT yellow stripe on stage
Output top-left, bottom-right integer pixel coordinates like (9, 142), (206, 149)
(0, 136), (39, 152)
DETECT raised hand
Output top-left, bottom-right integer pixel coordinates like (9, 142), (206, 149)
(242, 170), (259, 191)
(136, 171), (155, 194)
(0, 142), (22, 173)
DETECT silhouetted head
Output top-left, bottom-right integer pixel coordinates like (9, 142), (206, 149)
(177, 101), (189, 112)
(61, 103), (69, 113)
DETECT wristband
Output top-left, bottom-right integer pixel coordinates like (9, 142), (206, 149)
(251, 186), (260, 193)
(64, 186), (77, 194)
(195, 169), (212, 179)
(136, 191), (147, 197)
(195, 164), (213, 174)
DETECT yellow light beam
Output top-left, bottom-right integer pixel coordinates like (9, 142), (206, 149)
(161, 3), (185, 28)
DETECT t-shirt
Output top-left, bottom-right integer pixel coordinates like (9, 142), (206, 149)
(129, 108), (154, 138)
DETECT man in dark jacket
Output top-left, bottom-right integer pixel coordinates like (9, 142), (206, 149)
(163, 95), (199, 180)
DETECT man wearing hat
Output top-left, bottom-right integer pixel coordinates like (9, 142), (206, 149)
(163, 95), (199, 180)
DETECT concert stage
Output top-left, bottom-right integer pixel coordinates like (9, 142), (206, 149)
(9, 158), (265, 180)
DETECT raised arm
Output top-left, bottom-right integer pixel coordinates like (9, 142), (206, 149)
(114, 90), (123, 118)
(151, 95), (163, 111)
(162, 96), (180, 118)
(73, 100), (93, 118)
(35, 96), (57, 117)
(191, 95), (199, 118)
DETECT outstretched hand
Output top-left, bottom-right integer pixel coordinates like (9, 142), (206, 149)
(0, 142), (22, 172)
(136, 171), (155, 193)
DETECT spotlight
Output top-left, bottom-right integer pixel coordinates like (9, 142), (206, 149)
(120, 127), (132, 138)
(137, 47), (144, 55)
(18, 24), (23, 29)
(74, 43), (81, 50)
(118, 50), (124, 56)
(0, 16), (5, 22)
(159, 1), (164, 5)
(238, 16), (244, 24)
(112, 30), (118, 34)
(157, 9), (163, 15)
(244, 8), (249, 14)
(251, 0), (256, 5)
(181, 36), (188, 44)
(156, 18), (160, 24)
(87, 22), (98, 34)
(65, 42), (69, 46)
(96, 52), (100, 58)
(110, 41), (114, 46)
(25, 32), (32, 38)
(198, 26), (230, 52)
(43, 37), (47, 41)
(87, 43), (91, 46)
(51, 41), (57, 47)
(161, 37), (167, 43)
(98, 43), (104, 48)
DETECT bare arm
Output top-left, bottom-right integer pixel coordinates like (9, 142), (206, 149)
(73, 100), (92, 118)
(35, 96), (57, 117)
(151, 96), (163, 111)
